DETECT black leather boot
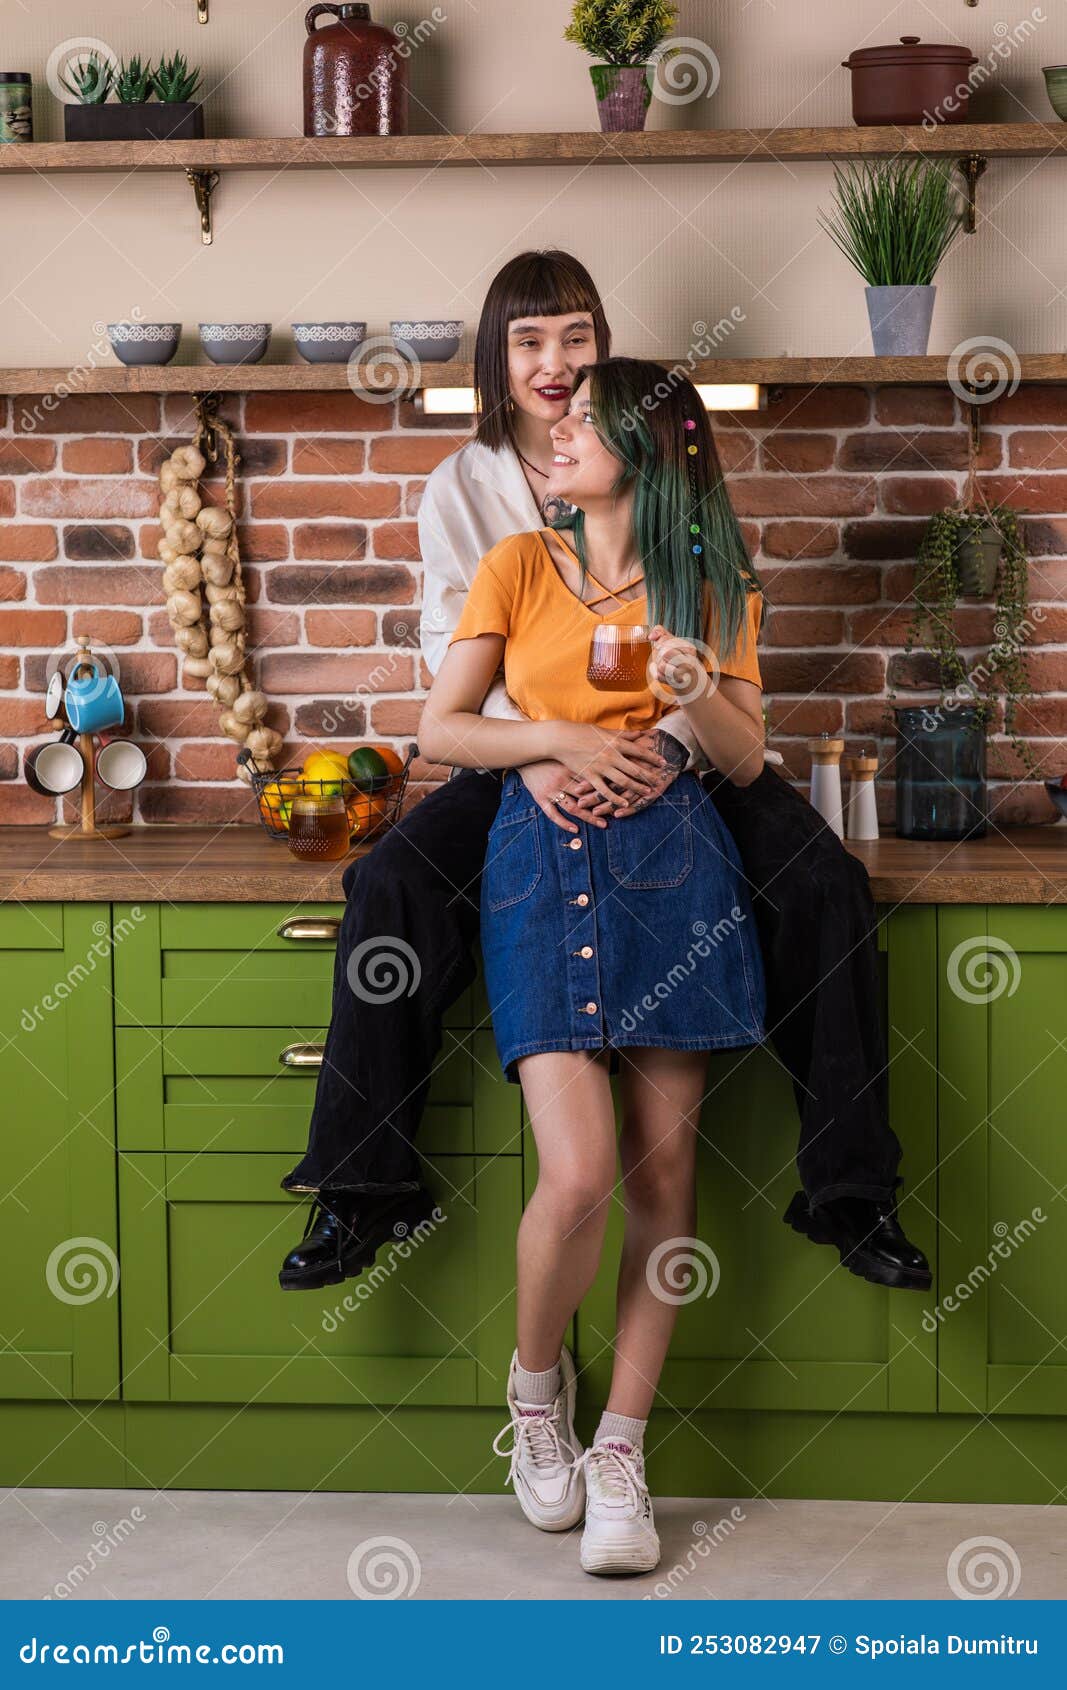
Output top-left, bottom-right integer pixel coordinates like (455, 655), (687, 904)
(784, 1191), (931, 1291)
(278, 1186), (438, 1290)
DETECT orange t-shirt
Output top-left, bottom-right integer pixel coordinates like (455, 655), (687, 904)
(449, 529), (762, 733)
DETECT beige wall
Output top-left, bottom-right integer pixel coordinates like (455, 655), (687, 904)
(2, 1), (1064, 367)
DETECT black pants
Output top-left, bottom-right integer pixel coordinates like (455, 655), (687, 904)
(284, 766), (902, 1207)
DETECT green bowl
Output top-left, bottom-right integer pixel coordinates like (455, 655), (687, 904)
(1042, 65), (1067, 121)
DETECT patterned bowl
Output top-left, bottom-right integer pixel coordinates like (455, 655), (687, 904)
(199, 323), (273, 366)
(1043, 66), (1067, 121)
(108, 322), (181, 367)
(390, 319), (463, 363)
(292, 321), (367, 365)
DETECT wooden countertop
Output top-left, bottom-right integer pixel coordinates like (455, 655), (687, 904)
(1, 823), (1067, 905)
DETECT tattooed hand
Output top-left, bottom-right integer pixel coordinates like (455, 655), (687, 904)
(593, 730), (688, 817)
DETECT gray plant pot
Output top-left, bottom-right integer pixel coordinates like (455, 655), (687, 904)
(954, 525), (1002, 596)
(865, 284), (936, 356)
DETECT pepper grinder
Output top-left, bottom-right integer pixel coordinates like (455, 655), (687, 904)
(846, 750), (880, 841)
(806, 735), (845, 838)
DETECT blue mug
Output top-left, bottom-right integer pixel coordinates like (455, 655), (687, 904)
(64, 659), (124, 734)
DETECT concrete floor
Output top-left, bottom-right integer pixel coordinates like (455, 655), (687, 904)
(2, 1491), (1065, 1600)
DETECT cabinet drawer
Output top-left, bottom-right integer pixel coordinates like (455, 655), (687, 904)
(116, 1026), (519, 1156)
(113, 903), (484, 1028)
(119, 1152), (517, 1406)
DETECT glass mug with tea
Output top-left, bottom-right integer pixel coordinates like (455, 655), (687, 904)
(586, 623), (653, 692)
(287, 793), (351, 862)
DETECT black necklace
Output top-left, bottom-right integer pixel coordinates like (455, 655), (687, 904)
(517, 449), (549, 480)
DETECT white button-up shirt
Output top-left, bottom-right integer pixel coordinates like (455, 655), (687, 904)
(417, 437), (700, 761)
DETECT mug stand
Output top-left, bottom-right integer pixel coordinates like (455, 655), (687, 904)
(48, 732), (130, 842)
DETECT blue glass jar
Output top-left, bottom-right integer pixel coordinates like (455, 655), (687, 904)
(895, 706), (987, 840)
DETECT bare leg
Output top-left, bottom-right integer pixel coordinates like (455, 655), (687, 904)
(514, 1050), (617, 1371)
(606, 1048), (707, 1419)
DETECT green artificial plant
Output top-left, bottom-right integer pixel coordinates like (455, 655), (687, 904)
(115, 56), (153, 105)
(564, 0), (679, 65)
(60, 52), (114, 105)
(820, 156), (964, 286)
(150, 53), (203, 104)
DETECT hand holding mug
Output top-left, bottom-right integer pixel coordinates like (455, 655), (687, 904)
(647, 626), (710, 704)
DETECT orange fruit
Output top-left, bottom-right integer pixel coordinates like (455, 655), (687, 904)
(346, 789), (389, 838)
(368, 743), (404, 775)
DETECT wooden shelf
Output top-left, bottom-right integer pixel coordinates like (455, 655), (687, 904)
(2, 124), (1067, 174)
(4, 355), (1067, 398)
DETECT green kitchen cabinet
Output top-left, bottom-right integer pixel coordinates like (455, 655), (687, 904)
(114, 1025), (520, 1157)
(112, 902), (486, 1029)
(0, 904), (118, 1401)
(938, 906), (1067, 1417)
(575, 907), (939, 1414)
(118, 1151), (520, 1407)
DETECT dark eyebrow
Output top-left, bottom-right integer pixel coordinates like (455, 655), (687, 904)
(508, 317), (594, 337)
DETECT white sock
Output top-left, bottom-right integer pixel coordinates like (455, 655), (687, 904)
(594, 1411), (647, 1452)
(514, 1359), (561, 1407)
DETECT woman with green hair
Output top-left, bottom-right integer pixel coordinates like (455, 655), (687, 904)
(420, 357), (767, 1576)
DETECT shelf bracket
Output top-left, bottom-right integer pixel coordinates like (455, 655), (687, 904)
(956, 153), (988, 234)
(197, 1), (209, 21)
(185, 168), (219, 244)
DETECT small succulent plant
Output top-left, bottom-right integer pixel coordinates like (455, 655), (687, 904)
(115, 56), (153, 105)
(60, 51), (114, 105)
(150, 52), (203, 104)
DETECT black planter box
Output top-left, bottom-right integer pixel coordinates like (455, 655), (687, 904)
(64, 103), (204, 142)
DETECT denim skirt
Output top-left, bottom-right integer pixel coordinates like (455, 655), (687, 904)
(480, 771), (766, 1079)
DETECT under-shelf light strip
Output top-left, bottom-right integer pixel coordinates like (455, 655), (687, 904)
(419, 383), (764, 416)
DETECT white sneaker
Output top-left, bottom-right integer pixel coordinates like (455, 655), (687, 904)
(579, 1438), (660, 1575)
(491, 1348), (585, 1531)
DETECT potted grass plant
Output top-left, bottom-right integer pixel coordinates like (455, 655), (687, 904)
(820, 156), (964, 354)
(62, 50), (204, 141)
(564, 0), (678, 131)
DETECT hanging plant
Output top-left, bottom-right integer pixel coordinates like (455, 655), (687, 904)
(157, 406), (282, 779)
(900, 503), (1037, 774)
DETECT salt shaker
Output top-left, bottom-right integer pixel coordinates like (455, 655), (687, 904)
(807, 735), (845, 838)
(846, 751), (880, 841)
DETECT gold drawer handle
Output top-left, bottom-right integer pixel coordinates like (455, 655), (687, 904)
(276, 919), (340, 943)
(280, 1043), (325, 1068)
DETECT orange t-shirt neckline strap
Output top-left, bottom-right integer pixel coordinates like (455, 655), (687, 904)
(539, 528), (645, 612)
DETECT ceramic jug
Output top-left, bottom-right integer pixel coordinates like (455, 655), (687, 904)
(303, 4), (409, 138)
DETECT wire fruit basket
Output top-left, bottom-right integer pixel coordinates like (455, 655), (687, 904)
(240, 743), (416, 844)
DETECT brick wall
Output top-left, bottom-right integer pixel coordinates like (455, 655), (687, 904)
(1, 383), (1064, 829)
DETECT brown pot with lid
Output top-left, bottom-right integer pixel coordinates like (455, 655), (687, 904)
(842, 36), (979, 127)
(303, 3), (409, 138)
